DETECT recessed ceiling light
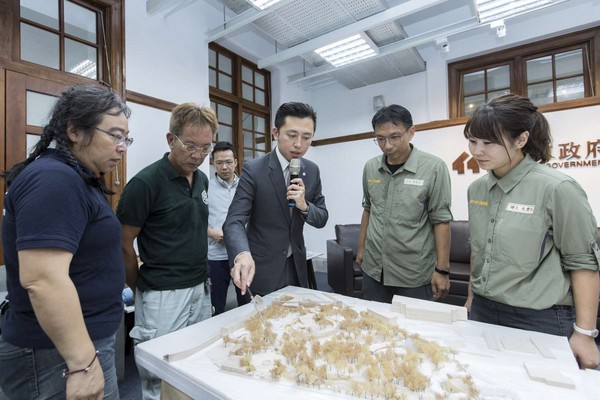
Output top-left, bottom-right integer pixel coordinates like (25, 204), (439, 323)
(247, 0), (281, 10)
(315, 34), (378, 68)
(476, 0), (565, 23)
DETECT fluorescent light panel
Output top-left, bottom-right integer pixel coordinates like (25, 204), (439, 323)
(315, 34), (378, 67)
(476, 0), (562, 23)
(248, 0), (281, 10)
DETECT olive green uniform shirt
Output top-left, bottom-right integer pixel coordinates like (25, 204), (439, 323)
(361, 146), (453, 287)
(468, 154), (600, 309)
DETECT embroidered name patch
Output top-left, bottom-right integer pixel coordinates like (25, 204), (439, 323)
(368, 179), (381, 183)
(505, 202), (535, 214)
(469, 199), (488, 206)
(404, 178), (424, 186)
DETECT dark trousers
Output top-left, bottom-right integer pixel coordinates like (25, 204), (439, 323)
(208, 259), (245, 315)
(470, 293), (575, 337)
(361, 271), (432, 304)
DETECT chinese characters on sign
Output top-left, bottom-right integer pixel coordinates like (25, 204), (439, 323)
(547, 139), (600, 169)
(453, 139), (600, 175)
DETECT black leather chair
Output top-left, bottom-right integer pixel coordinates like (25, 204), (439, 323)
(326, 224), (362, 298)
(326, 221), (473, 301)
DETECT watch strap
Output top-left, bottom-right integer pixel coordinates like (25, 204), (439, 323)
(434, 267), (450, 276)
(573, 323), (599, 338)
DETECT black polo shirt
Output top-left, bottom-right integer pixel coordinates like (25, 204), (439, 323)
(117, 153), (209, 291)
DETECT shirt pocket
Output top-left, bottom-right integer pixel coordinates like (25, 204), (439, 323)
(392, 181), (428, 222)
(495, 207), (548, 272)
(367, 179), (388, 216)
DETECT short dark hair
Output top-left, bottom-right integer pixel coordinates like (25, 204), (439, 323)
(274, 102), (317, 132)
(371, 104), (413, 131)
(464, 94), (552, 163)
(3, 84), (130, 192)
(212, 141), (235, 159)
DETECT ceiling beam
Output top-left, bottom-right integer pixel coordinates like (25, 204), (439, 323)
(207, 0), (297, 42)
(288, 18), (479, 84)
(257, 0), (447, 69)
(146, 0), (185, 15)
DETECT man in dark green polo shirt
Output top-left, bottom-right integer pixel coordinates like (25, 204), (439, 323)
(357, 104), (453, 304)
(117, 103), (217, 400)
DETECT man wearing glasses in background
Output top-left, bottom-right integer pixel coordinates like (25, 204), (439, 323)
(207, 141), (244, 315)
(357, 104), (453, 304)
(117, 103), (217, 400)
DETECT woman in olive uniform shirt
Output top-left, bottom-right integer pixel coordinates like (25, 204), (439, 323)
(464, 94), (600, 369)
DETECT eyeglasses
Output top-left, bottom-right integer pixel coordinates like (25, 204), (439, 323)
(214, 160), (235, 167)
(373, 130), (408, 146)
(174, 134), (213, 155)
(96, 127), (134, 147)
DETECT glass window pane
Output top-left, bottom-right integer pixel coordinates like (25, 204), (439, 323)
(242, 83), (253, 101)
(20, 0), (58, 29)
(65, 39), (97, 79)
(218, 124), (233, 144)
(244, 149), (253, 160)
(242, 65), (252, 83)
(217, 104), (232, 125)
(487, 65), (509, 91)
(20, 23), (59, 69)
(65, 1), (96, 42)
(556, 77), (584, 102)
(255, 89), (265, 106)
(527, 56), (553, 83)
(254, 150), (265, 158)
(464, 94), (485, 116)
(218, 73), (232, 93)
(528, 82), (554, 106)
(209, 69), (217, 87)
(26, 91), (57, 126)
(219, 54), (231, 74)
(255, 72), (265, 89)
(255, 133), (265, 150)
(242, 113), (252, 130)
(463, 71), (485, 95)
(26, 133), (42, 159)
(209, 49), (217, 68)
(555, 49), (583, 78)
(254, 116), (265, 133)
(487, 89), (510, 101)
(244, 131), (253, 147)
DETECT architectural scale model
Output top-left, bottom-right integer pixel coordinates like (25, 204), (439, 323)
(207, 293), (479, 399)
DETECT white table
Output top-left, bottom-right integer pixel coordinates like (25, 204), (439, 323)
(135, 287), (600, 400)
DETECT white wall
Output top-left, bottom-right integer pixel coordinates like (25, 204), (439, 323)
(125, 0), (220, 178)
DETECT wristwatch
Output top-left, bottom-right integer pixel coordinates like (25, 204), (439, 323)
(572, 323), (599, 338)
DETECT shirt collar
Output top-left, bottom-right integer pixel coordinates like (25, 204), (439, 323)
(486, 153), (536, 193)
(275, 145), (290, 172)
(214, 172), (238, 188)
(161, 152), (197, 181)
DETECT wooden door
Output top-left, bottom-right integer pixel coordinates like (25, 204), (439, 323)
(1, 71), (123, 263)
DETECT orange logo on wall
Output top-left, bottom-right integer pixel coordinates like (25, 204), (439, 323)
(452, 151), (480, 175)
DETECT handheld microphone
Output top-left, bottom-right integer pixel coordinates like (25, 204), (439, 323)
(288, 158), (301, 207)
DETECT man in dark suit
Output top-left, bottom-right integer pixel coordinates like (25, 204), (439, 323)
(224, 102), (328, 296)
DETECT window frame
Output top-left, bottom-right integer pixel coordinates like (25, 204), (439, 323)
(449, 25), (600, 118)
(209, 42), (272, 169)
(0, 0), (125, 93)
